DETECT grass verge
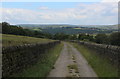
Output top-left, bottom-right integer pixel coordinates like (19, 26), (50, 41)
(13, 43), (63, 77)
(71, 42), (118, 77)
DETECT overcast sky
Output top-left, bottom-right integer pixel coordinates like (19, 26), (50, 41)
(0, 0), (119, 25)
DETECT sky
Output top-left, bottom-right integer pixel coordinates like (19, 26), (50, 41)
(0, 0), (119, 25)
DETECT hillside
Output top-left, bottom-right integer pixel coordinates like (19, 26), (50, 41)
(41, 27), (117, 34)
(92, 25), (118, 30)
(18, 24), (118, 29)
(2, 34), (54, 47)
(18, 24), (118, 34)
(17, 24), (77, 29)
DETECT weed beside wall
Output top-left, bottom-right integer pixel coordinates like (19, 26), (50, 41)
(2, 41), (60, 77)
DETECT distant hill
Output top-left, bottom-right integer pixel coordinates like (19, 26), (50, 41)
(18, 24), (119, 29)
(89, 25), (118, 30)
(17, 24), (77, 29)
(17, 24), (119, 34)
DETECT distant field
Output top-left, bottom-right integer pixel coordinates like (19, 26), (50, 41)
(33, 28), (42, 31)
(2, 34), (54, 47)
(73, 28), (82, 29)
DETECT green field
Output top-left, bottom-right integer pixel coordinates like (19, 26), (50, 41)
(71, 43), (118, 77)
(2, 34), (54, 47)
(12, 43), (63, 77)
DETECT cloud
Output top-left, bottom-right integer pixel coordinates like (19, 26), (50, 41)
(0, 7), (88, 24)
(0, 2), (118, 25)
(1, 0), (119, 2)
(39, 6), (49, 10)
(2, 0), (118, 2)
(101, 0), (119, 2)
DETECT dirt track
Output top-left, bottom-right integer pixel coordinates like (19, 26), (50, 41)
(48, 42), (97, 77)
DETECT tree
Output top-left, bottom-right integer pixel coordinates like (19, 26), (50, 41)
(78, 33), (94, 41)
(109, 32), (120, 46)
(78, 33), (86, 40)
(1, 22), (46, 38)
(69, 34), (77, 40)
(95, 33), (109, 44)
(2, 22), (10, 34)
(53, 33), (69, 40)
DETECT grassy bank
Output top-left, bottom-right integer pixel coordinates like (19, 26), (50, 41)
(71, 43), (118, 77)
(2, 34), (54, 47)
(13, 43), (63, 77)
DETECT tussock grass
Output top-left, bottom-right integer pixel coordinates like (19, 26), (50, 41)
(71, 43), (118, 77)
(13, 43), (63, 77)
(2, 34), (54, 47)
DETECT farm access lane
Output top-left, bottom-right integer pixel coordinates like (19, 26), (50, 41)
(47, 42), (97, 77)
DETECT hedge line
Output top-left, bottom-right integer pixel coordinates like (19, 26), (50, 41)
(2, 41), (60, 77)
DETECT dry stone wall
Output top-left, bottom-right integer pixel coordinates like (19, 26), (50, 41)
(71, 40), (120, 66)
(2, 41), (60, 77)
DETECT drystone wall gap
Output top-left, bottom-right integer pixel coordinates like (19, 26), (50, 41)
(2, 41), (60, 77)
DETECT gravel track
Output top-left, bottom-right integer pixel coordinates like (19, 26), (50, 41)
(47, 42), (97, 77)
